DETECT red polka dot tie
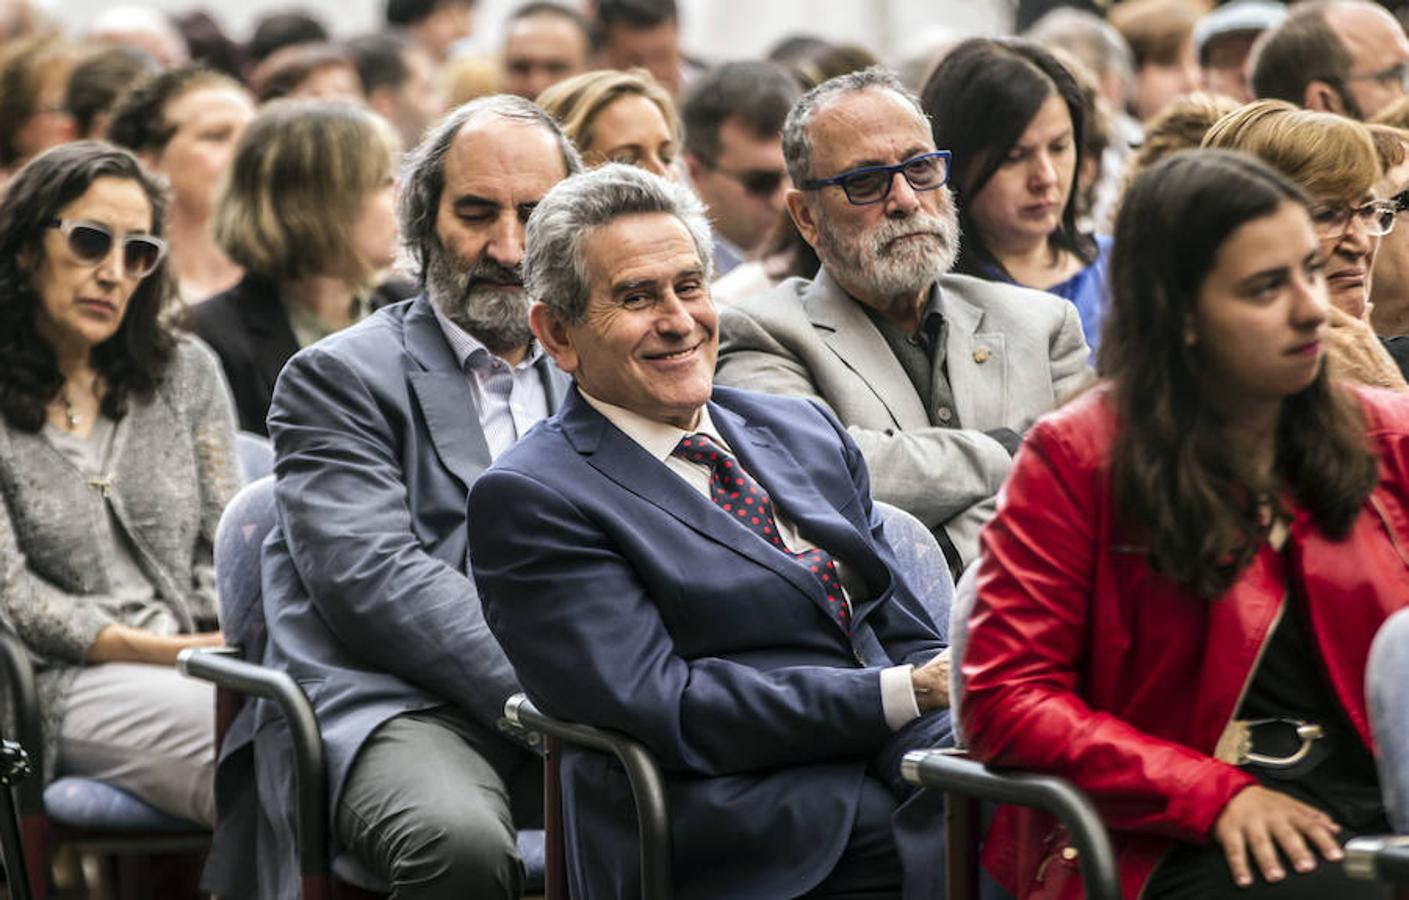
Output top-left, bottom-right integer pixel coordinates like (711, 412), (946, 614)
(672, 433), (850, 632)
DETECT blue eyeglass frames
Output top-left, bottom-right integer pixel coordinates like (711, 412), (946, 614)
(800, 150), (952, 206)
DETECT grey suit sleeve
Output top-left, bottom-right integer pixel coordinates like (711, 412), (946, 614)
(267, 346), (520, 727)
(1050, 301), (1094, 404)
(717, 307), (1011, 552)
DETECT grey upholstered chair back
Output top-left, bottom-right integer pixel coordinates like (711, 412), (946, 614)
(213, 475), (277, 655)
(947, 563), (979, 748)
(235, 431), (275, 483)
(875, 501), (954, 642)
(1368, 607), (1409, 832)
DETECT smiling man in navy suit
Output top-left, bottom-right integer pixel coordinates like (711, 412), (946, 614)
(468, 163), (954, 900)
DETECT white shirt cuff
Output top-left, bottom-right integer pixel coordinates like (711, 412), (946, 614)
(880, 664), (921, 731)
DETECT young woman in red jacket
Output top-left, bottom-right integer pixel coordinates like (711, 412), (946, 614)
(964, 149), (1408, 900)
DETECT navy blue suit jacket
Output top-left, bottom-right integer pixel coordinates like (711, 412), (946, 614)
(468, 385), (948, 899)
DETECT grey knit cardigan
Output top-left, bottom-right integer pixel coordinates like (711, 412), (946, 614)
(0, 336), (242, 780)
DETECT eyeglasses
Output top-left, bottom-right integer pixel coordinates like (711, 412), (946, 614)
(1346, 61), (1409, 92)
(1389, 187), (1409, 216)
(1312, 200), (1398, 238)
(1310, 200), (1397, 240)
(800, 150), (951, 206)
(47, 219), (167, 279)
(707, 162), (787, 198)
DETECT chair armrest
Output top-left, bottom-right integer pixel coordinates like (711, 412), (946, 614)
(504, 693), (671, 898)
(1346, 835), (1409, 883)
(901, 749), (1120, 900)
(0, 626), (45, 816)
(177, 647), (328, 878)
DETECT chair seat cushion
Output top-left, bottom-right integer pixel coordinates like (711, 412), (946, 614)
(44, 777), (203, 832)
(330, 829), (545, 893)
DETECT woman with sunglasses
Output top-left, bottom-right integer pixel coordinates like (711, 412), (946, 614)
(921, 39), (1111, 352)
(0, 142), (241, 827)
(964, 149), (1406, 900)
(1204, 100), (1409, 388)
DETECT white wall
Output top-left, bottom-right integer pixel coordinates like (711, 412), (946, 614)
(45, 0), (1017, 62)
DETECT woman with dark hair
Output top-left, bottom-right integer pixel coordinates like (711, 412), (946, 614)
(0, 141), (240, 826)
(195, 100), (402, 435)
(961, 149), (1405, 900)
(921, 38), (1110, 351)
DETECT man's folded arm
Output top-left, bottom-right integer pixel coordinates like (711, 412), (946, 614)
(267, 347), (521, 726)
(468, 466), (897, 776)
(716, 310), (1011, 530)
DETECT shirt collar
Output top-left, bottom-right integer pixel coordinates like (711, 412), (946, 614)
(578, 389), (728, 462)
(430, 296), (543, 372)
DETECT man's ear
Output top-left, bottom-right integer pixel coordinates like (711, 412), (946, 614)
(530, 300), (579, 373)
(785, 188), (820, 250)
(1303, 80), (1347, 115)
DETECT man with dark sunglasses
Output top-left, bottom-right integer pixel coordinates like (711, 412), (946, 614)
(681, 60), (800, 277)
(718, 67), (1092, 572)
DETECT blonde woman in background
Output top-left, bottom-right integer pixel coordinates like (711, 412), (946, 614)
(536, 68), (682, 181)
(192, 100), (402, 436)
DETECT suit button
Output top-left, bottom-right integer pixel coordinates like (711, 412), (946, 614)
(973, 346), (991, 364)
(936, 407), (953, 423)
(1060, 846), (1079, 862)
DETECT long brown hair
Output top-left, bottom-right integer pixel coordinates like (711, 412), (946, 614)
(1099, 150), (1377, 598)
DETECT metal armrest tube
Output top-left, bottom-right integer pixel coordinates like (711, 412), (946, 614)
(505, 694), (671, 899)
(1345, 835), (1409, 882)
(0, 627), (45, 816)
(902, 749), (1120, 900)
(178, 647), (328, 877)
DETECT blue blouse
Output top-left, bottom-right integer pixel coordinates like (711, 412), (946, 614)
(981, 234), (1112, 355)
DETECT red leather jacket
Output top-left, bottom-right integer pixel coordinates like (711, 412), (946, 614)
(963, 385), (1409, 900)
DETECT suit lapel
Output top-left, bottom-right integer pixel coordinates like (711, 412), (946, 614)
(403, 296), (493, 488)
(942, 287), (1008, 430)
(806, 270), (931, 429)
(713, 404), (894, 624)
(559, 390), (843, 617)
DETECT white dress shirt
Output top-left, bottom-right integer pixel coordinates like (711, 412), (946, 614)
(578, 390), (921, 731)
(432, 301), (550, 460)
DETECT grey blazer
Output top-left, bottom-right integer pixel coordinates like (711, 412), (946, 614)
(0, 336), (241, 778)
(716, 269), (1091, 564)
(206, 295), (570, 900)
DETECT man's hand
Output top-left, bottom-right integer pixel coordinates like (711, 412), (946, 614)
(1211, 785), (1343, 887)
(911, 648), (952, 713)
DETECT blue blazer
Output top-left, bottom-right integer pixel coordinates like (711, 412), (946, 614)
(468, 385), (948, 899)
(207, 294), (569, 900)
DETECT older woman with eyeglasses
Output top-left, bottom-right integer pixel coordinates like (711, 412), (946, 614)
(0, 142), (241, 826)
(1204, 99), (1409, 389)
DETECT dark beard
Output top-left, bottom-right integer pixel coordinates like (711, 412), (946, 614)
(425, 245), (533, 352)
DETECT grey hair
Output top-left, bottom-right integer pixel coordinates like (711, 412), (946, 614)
(1024, 8), (1135, 104)
(399, 94), (584, 281)
(781, 65), (927, 188)
(524, 163), (713, 324)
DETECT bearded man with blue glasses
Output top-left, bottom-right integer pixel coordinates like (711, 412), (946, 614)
(718, 66), (1093, 572)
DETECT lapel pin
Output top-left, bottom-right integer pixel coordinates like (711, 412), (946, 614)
(973, 346), (990, 364)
